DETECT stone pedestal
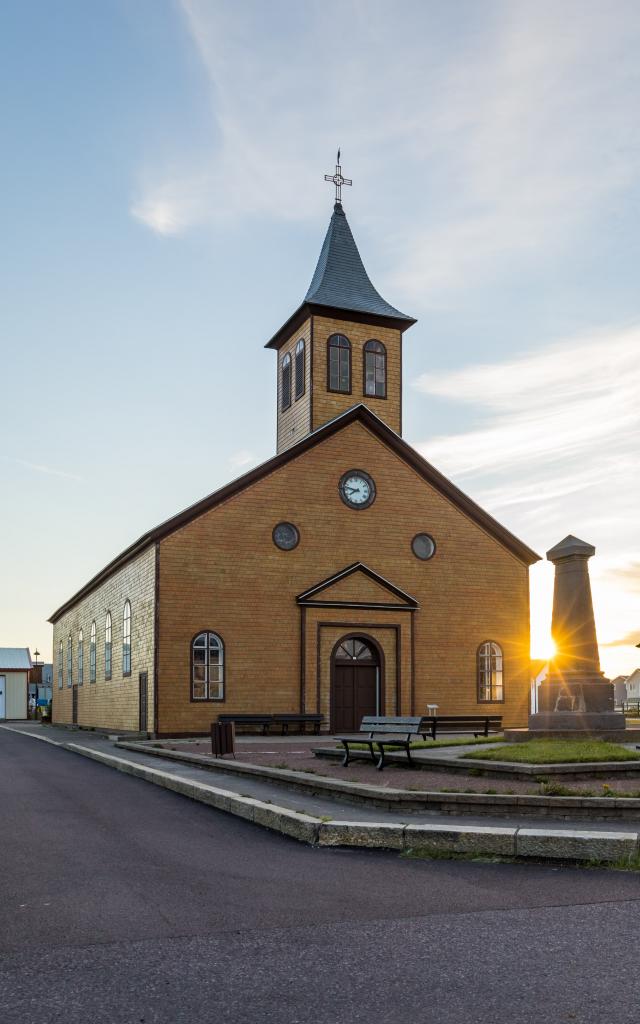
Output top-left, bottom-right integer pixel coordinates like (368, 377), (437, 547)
(528, 535), (625, 735)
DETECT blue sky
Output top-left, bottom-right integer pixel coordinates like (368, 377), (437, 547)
(2, 0), (639, 676)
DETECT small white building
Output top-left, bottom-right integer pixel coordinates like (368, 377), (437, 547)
(625, 668), (640, 700)
(0, 648), (32, 720)
(610, 675), (629, 705)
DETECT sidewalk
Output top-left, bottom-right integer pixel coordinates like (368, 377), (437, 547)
(2, 722), (639, 865)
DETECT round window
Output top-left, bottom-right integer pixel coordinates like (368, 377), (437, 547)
(272, 522), (300, 551)
(411, 533), (436, 561)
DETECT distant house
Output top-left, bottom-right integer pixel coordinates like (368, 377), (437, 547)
(529, 660), (549, 713)
(28, 663), (53, 704)
(625, 669), (640, 700)
(0, 648), (32, 720)
(610, 675), (629, 705)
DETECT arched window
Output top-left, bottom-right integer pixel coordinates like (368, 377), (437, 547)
(328, 334), (351, 393)
(191, 631), (225, 701)
(67, 634), (73, 687)
(364, 339), (386, 398)
(281, 353), (292, 411)
(294, 339), (305, 400)
(90, 621), (96, 683)
(477, 641), (504, 702)
(122, 600), (131, 676)
(105, 612), (112, 681)
(57, 640), (63, 689)
(335, 637), (374, 661)
(78, 629), (84, 686)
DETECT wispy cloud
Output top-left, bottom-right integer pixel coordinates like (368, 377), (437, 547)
(2, 456), (83, 482)
(603, 563), (640, 596)
(414, 325), (640, 480)
(130, 1), (640, 304)
(412, 322), (640, 672)
(602, 630), (640, 648)
(228, 449), (257, 471)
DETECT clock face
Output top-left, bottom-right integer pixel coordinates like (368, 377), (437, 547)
(339, 470), (376, 509)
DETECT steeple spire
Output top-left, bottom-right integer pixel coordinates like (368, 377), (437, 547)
(304, 201), (414, 323)
(265, 166), (415, 352)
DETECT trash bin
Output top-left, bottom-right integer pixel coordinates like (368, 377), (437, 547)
(211, 721), (235, 758)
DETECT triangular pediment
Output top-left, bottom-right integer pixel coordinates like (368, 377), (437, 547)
(296, 562), (418, 610)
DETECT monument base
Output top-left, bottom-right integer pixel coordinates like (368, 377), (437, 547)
(528, 711), (626, 732)
(529, 677), (626, 735)
(506, 725), (639, 743)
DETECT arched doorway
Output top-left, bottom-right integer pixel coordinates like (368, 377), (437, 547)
(331, 636), (382, 732)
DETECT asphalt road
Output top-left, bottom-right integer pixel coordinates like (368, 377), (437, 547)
(1, 728), (639, 1024)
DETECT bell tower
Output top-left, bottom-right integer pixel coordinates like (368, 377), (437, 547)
(266, 156), (416, 453)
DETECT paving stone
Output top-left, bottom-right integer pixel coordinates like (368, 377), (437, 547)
(227, 796), (261, 822)
(404, 823), (517, 856)
(516, 828), (639, 862)
(264, 806), (317, 839)
(317, 821), (406, 848)
(190, 782), (233, 813)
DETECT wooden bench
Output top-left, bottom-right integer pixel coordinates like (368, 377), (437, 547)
(272, 713), (323, 735)
(218, 713), (323, 735)
(421, 715), (502, 740)
(217, 713), (273, 735)
(336, 716), (425, 771)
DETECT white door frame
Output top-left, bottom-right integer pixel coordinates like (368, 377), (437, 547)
(0, 675), (6, 719)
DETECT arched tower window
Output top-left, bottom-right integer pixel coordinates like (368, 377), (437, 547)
(57, 640), (63, 689)
(122, 600), (131, 677)
(90, 621), (96, 683)
(105, 612), (112, 681)
(281, 353), (292, 411)
(477, 641), (504, 702)
(328, 334), (351, 393)
(191, 631), (225, 701)
(78, 629), (84, 686)
(294, 339), (305, 400)
(364, 339), (386, 398)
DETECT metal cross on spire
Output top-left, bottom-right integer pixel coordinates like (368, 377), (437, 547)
(324, 149), (352, 204)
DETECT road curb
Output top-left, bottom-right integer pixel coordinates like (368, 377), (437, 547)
(49, 740), (640, 862)
(3, 726), (639, 864)
(115, 739), (640, 823)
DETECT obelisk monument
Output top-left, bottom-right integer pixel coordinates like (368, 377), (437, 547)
(529, 535), (624, 733)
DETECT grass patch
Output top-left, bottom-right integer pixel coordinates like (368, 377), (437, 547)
(339, 735), (505, 752)
(464, 739), (640, 765)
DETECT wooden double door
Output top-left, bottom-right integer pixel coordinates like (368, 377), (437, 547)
(332, 637), (379, 733)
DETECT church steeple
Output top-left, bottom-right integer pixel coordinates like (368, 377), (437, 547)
(303, 202), (415, 324)
(268, 169), (416, 454)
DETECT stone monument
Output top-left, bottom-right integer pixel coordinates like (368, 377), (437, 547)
(529, 534), (625, 734)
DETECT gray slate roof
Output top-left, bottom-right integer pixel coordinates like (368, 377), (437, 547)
(304, 202), (414, 323)
(0, 647), (32, 670)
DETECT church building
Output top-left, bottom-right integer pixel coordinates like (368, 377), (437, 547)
(51, 169), (540, 736)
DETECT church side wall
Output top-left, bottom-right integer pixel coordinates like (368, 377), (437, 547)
(276, 318), (312, 452)
(156, 420), (531, 735)
(52, 545), (156, 732)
